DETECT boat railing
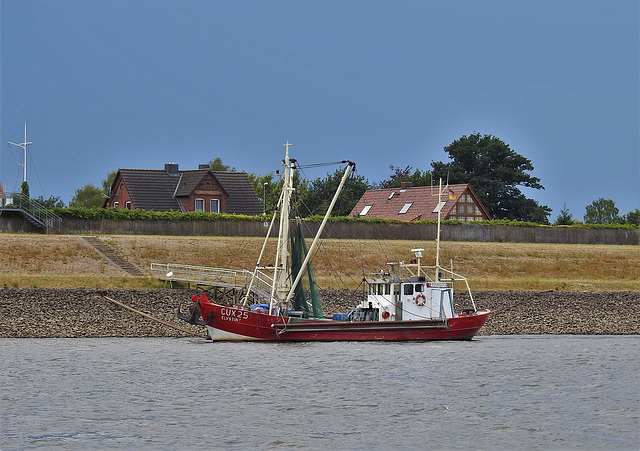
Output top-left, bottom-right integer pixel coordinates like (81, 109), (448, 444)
(401, 262), (477, 311)
(150, 262), (273, 299)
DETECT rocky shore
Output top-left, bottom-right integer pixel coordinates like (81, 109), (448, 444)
(1, 288), (638, 338)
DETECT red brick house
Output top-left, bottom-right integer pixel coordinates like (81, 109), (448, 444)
(350, 182), (491, 222)
(104, 163), (262, 214)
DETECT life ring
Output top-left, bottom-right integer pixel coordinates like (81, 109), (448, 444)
(413, 293), (426, 306)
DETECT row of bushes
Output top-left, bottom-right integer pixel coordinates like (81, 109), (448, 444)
(50, 207), (639, 230)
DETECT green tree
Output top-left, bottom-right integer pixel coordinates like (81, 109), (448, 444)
(376, 165), (432, 188)
(70, 184), (106, 208)
(431, 133), (550, 223)
(584, 198), (620, 224)
(554, 203), (575, 225)
(209, 157), (235, 172)
(297, 168), (370, 217)
(33, 195), (66, 209)
(247, 172), (278, 215)
(102, 170), (117, 194)
(623, 209), (640, 225)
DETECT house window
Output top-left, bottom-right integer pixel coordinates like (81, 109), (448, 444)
(467, 205), (475, 215)
(113, 202), (119, 209)
(399, 202), (413, 214)
(195, 198), (205, 212)
(210, 199), (220, 213)
(125, 202), (131, 210)
(359, 205), (372, 216)
(458, 205), (465, 214)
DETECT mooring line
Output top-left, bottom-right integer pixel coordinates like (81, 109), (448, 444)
(102, 296), (208, 339)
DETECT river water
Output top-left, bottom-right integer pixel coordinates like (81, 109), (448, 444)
(1, 336), (638, 450)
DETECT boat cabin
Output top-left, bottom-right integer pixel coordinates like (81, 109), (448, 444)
(360, 275), (456, 322)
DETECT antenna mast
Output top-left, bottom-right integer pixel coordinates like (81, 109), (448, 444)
(8, 123), (32, 183)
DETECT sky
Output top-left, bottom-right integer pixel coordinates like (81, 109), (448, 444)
(1, 0), (638, 220)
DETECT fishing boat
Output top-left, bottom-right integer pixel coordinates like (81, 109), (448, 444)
(179, 142), (490, 341)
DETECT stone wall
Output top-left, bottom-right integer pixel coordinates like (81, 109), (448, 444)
(1, 288), (638, 338)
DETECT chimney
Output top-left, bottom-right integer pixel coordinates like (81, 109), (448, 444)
(198, 164), (209, 170)
(400, 181), (413, 190)
(165, 162), (179, 174)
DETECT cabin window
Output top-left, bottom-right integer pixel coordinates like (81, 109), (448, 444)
(359, 205), (372, 216)
(415, 284), (424, 293)
(125, 201), (131, 210)
(399, 202), (413, 214)
(394, 284), (400, 295)
(195, 198), (205, 212)
(404, 284), (414, 296)
(210, 199), (220, 213)
(385, 284), (390, 295)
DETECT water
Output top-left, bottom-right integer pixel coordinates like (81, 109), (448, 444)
(1, 336), (638, 450)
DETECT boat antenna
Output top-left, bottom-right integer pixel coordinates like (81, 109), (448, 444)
(435, 178), (443, 280)
(8, 123), (31, 183)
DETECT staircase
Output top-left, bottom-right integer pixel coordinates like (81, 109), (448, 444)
(81, 236), (146, 276)
(1, 193), (62, 232)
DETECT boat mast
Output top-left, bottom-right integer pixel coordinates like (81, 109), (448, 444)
(8, 123), (31, 183)
(435, 178), (443, 281)
(271, 141), (295, 310)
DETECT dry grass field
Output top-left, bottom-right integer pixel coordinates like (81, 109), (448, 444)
(0, 233), (638, 291)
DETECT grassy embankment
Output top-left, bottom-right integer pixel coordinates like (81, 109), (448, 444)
(0, 233), (637, 291)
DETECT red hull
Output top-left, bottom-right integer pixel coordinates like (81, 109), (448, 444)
(195, 294), (490, 342)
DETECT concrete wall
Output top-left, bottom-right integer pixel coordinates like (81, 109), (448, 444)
(1, 215), (638, 245)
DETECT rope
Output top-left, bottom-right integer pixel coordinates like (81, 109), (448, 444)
(102, 296), (208, 339)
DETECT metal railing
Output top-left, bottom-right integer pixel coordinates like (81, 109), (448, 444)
(150, 262), (274, 300)
(1, 192), (62, 231)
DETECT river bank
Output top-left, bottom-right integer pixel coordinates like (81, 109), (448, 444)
(1, 288), (638, 338)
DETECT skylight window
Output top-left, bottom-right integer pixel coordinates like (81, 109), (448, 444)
(399, 202), (412, 214)
(359, 205), (372, 216)
(388, 192), (396, 200)
(432, 201), (446, 213)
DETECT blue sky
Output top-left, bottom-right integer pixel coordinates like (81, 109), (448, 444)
(1, 0), (638, 220)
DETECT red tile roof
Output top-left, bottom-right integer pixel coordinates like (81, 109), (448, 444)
(349, 184), (491, 221)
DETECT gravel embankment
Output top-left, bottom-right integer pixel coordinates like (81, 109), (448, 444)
(0, 288), (638, 338)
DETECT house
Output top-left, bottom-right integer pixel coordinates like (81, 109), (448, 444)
(104, 163), (263, 215)
(350, 182), (491, 222)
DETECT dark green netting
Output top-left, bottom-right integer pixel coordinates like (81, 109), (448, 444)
(290, 221), (323, 318)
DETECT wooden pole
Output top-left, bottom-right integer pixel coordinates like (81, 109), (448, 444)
(102, 296), (208, 339)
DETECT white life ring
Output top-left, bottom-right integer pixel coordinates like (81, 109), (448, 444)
(413, 293), (426, 306)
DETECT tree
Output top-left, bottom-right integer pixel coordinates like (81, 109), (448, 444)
(209, 157), (235, 172)
(431, 133), (551, 223)
(623, 209), (640, 225)
(584, 198), (620, 224)
(34, 195), (66, 209)
(69, 184), (106, 208)
(376, 165), (432, 189)
(102, 170), (117, 194)
(296, 168), (370, 217)
(554, 203), (575, 225)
